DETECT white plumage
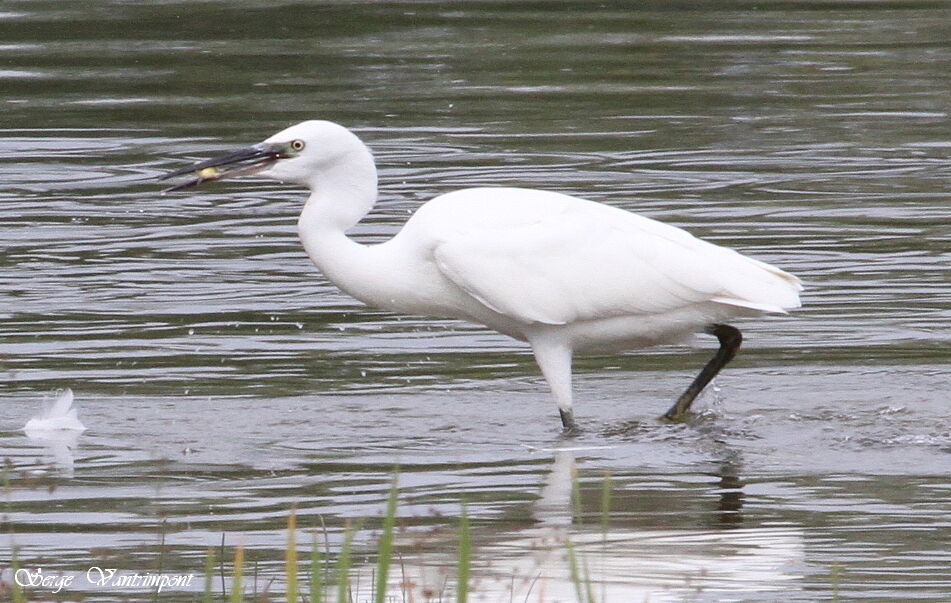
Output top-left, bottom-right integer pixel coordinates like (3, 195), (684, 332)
(417, 188), (799, 328)
(164, 120), (802, 430)
(23, 388), (86, 433)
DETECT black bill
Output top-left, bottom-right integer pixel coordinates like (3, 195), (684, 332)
(159, 142), (289, 193)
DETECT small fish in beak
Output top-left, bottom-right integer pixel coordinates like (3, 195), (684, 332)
(159, 142), (291, 193)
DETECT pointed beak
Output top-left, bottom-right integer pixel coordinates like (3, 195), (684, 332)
(159, 142), (290, 193)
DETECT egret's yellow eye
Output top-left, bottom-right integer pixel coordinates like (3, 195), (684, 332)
(291, 139), (305, 151)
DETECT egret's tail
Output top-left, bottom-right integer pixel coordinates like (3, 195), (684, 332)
(711, 253), (803, 314)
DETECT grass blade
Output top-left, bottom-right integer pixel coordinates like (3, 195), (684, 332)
(230, 541), (245, 603)
(220, 533), (227, 599)
(310, 531), (323, 603)
(581, 553), (595, 603)
(566, 541), (586, 603)
(457, 504), (470, 603)
(373, 475), (399, 603)
(11, 547), (24, 603)
(287, 506), (298, 603)
(336, 522), (354, 603)
(320, 515), (331, 595)
(203, 548), (215, 603)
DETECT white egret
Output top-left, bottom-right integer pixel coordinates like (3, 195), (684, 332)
(162, 120), (801, 431)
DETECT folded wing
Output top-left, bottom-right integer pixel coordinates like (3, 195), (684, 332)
(432, 195), (801, 326)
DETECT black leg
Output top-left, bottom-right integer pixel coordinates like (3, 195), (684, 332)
(559, 408), (580, 434)
(663, 324), (742, 421)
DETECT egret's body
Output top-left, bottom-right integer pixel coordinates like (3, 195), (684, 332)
(163, 120), (801, 430)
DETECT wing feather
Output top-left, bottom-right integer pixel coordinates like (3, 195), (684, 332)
(432, 198), (790, 325)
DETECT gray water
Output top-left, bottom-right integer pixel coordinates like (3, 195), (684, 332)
(1, 1), (949, 601)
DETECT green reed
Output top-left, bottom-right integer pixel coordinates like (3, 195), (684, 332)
(373, 475), (398, 603)
(457, 504), (470, 603)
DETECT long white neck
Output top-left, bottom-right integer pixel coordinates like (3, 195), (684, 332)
(296, 144), (391, 306)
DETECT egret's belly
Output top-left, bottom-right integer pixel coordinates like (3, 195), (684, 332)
(369, 270), (760, 354)
(527, 302), (759, 354)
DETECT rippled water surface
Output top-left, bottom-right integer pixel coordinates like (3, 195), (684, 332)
(1, 1), (949, 601)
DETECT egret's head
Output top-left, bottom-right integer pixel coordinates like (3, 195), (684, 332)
(161, 120), (369, 192)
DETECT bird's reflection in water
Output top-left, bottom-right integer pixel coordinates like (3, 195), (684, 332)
(712, 463), (746, 528)
(603, 412), (749, 529)
(359, 446), (804, 601)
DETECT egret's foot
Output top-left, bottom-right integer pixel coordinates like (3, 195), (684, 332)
(560, 423), (582, 437)
(661, 409), (695, 423)
(559, 408), (581, 435)
(662, 324), (742, 421)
